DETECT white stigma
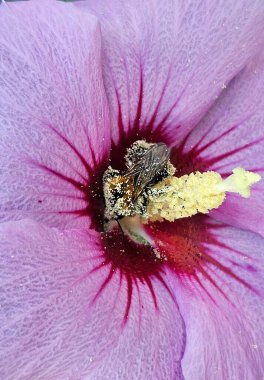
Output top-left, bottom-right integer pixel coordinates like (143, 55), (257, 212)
(215, 168), (261, 198)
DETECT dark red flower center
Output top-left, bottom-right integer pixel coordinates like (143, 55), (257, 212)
(80, 118), (254, 322)
(35, 79), (256, 322)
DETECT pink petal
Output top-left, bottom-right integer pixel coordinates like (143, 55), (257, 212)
(166, 222), (264, 380)
(176, 52), (264, 236)
(77, 0), (264, 144)
(0, 0), (110, 229)
(0, 220), (185, 379)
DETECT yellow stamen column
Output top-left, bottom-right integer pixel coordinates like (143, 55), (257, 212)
(146, 168), (261, 222)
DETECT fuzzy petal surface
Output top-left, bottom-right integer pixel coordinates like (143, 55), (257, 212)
(179, 52), (264, 236)
(0, 0), (110, 229)
(77, 0), (264, 144)
(167, 222), (264, 380)
(0, 220), (185, 380)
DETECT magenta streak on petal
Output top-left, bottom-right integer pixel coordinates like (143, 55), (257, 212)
(26, 121), (108, 229)
(36, 50), (99, 170)
(46, 123), (94, 177)
(134, 280), (143, 328)
(110, 69), (193, 171)
(34, 140), (88, 183)
(37, 191), (86, 201)
(184, 119), (220, 154)
(144, 276), (158, 309)
(132, 68), (144, 136)
(31, 161), (86, 191)
(172, 119), (264, 176)
(48, 221), (174, 325)
(141, 66), (173, 131)
(145, 216), (257, 306)
(153, 74), (194, 135)
(124, 278), (133, 323)
(203, 136), (264, 169)
(90, 229), (176, 324)
(188, 112), (254, 158)
(92, 269), (116, 303)
(28, 157), (93, 221)
(111, 71), (147, 170)
(193, 124), (238, 156)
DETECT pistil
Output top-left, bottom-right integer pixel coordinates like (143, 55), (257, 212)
(146, 168), (261, 222)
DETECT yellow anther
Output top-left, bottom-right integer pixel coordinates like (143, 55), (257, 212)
(146, 168), (261, 222)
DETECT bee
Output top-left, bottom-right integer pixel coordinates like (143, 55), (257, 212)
(124, 142), (170, 200)
(103, 141), (173, 221)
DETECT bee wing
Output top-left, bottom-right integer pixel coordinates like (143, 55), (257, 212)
(125, 143), (170, 199)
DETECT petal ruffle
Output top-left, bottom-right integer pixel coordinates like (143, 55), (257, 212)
(177, 51), (264, 236)
(77, 0), (264, 144)
(166, 222), (264, 380)
(0, 220), (185, 379)
(0, 0), (110, 229)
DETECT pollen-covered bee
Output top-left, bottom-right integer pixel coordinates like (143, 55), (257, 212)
(103, 140), (175, 221)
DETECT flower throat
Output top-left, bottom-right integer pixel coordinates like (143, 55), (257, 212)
(103, 140), (260, 241)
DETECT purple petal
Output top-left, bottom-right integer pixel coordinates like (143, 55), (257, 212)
(166, 222), (264, 380)
(176, 52), (264, 236)
(77, 0), (264, 144)
(0, 0), (110, 229)
(0, 220), (185, 379)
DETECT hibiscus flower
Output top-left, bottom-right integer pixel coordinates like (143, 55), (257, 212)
(1, 0), (264, 379)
